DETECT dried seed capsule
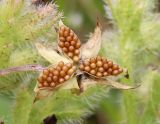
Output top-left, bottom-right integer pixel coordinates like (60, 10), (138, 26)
(59, 37), (65, 42)
(50, 82), (55, 87)
(69, 46), (74, 52)
(59, 78), (65, 83)
(62, 47), (68, 53)
(103, 64), (109, 70)
(97, 61), (103, 67)
(71, 40), (76, 46)
(96, 72), (102, 77)
(98, 67), (104, 72)
(90, 70), (96, 75)
(66, 36), (72, 42)
(64, 75), (70, 80)
(73, 56), (79, 62)
(43, 69), (49, 75)
(47, 77), (52, 83)
(60, 71), (66, 77)
(58, 42), (64, 48)
(84, 66), (90, 72)
(64, 42), (70, 47)
(90, 63), (96, 69)
(79, 64), (84, 70)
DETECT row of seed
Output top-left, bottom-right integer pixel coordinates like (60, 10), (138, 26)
(58, 26), (81, 62)
(37, 61), (76, 88)
(79, 56), (123, 78)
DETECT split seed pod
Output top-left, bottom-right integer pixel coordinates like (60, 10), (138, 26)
(58, 21), (81, 63)
(79, 56), (123, 78)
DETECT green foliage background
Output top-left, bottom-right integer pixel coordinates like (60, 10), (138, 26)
(0, 0), (160, 124)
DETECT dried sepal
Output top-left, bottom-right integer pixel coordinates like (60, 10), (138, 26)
(35, 43), (71, 64)
(81, 21), (102, 60)
(58, 21), (81, 63)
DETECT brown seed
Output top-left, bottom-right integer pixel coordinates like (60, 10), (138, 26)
(43, 69), (49, 75)
(37, 76), (43, 83)
(59, 78), (65, 83)
(64, 30), (70, 37)
(58, 41), (64, 48)
(66, 36), (72, 42)
(53, 70), (59, 76)
(84, 66), (90, 72)
(68, 52), (74, 58)
(108, 61), (113, 67)
(47, 77), (52, 83)
(62, 47), (68, 53)
(64, 75), (70, 80)
(103, 72), (108, 76)
(48, 73), (53, 77)
(59, 37), (65, 42)
(90, 70), (96, 75)
(73, 35), (78, 41)
(53, 76), (58, 82)
(112, 70), (119, 75)
(69, 46), (74, 52)
(73, 56), (79, 62)
(96, 56), (102, 61)
(96, 72), (102, 77)
(84, 60), (90, 66)
(75, 41), (81, 49)
(90, 63), (96, 69)
(50, 82), (55, 87)
(56, 66), (61, 71)
(90, 58), (96, 63)
(59, 30), (64, 37)
(70, 31), (74, 37)
(118, 68), (123, 73)
(98, 67), (104, 72)
(108, 68), (113, 74)
(64, 42), (70, 47)
(71, 40), (76, 46)
(43, 81), (48, 87)
(79, 64), (84, 70)
(67, 68), (74, 75)
(42, 75), (47, 80)
(97, 61), (103, 67)
(60, 71), (66, 77)
(60, 26), (65, 32)
(112, 64), (119, 70)
(49, 67), (54, 73)
(74, 49), (80, 55)
(58, 61), (64, 67)
(62, 65), (68, 72)
(72, 66), (77, 71)
(38, 83), (43, 88)
(66, 63), (72, 69)
(103, 64), (109, 70)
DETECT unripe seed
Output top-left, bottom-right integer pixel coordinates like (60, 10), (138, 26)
(90, 63), (96, 69)
(73, 56), (79, 62)
(50, 82), (55, 87)
(62, 47), (68, 53)
(64, 42), (70, 47)
(59, 37), (65, 42)
(64, 75), (70, 80)
(69, 46), (74, 52)
(90, 70), (96, 75)
(98, 67), (104, 72)
(59, 78), (65, 83)
(58, 42), (64, 48)
(60, 71), (66, 77)
(96, 72), (102, 77)
(97, 61), (103, 67)
(66, 36), (72, 42)
(84, 66), (90, 72)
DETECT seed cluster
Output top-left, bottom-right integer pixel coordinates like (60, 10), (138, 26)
(37, 61), (76, 88)
(58, 26), (81, 63)
(79, 56), (123, 78)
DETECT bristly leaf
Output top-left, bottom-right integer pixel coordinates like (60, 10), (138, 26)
(81, 21), (102, 60)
